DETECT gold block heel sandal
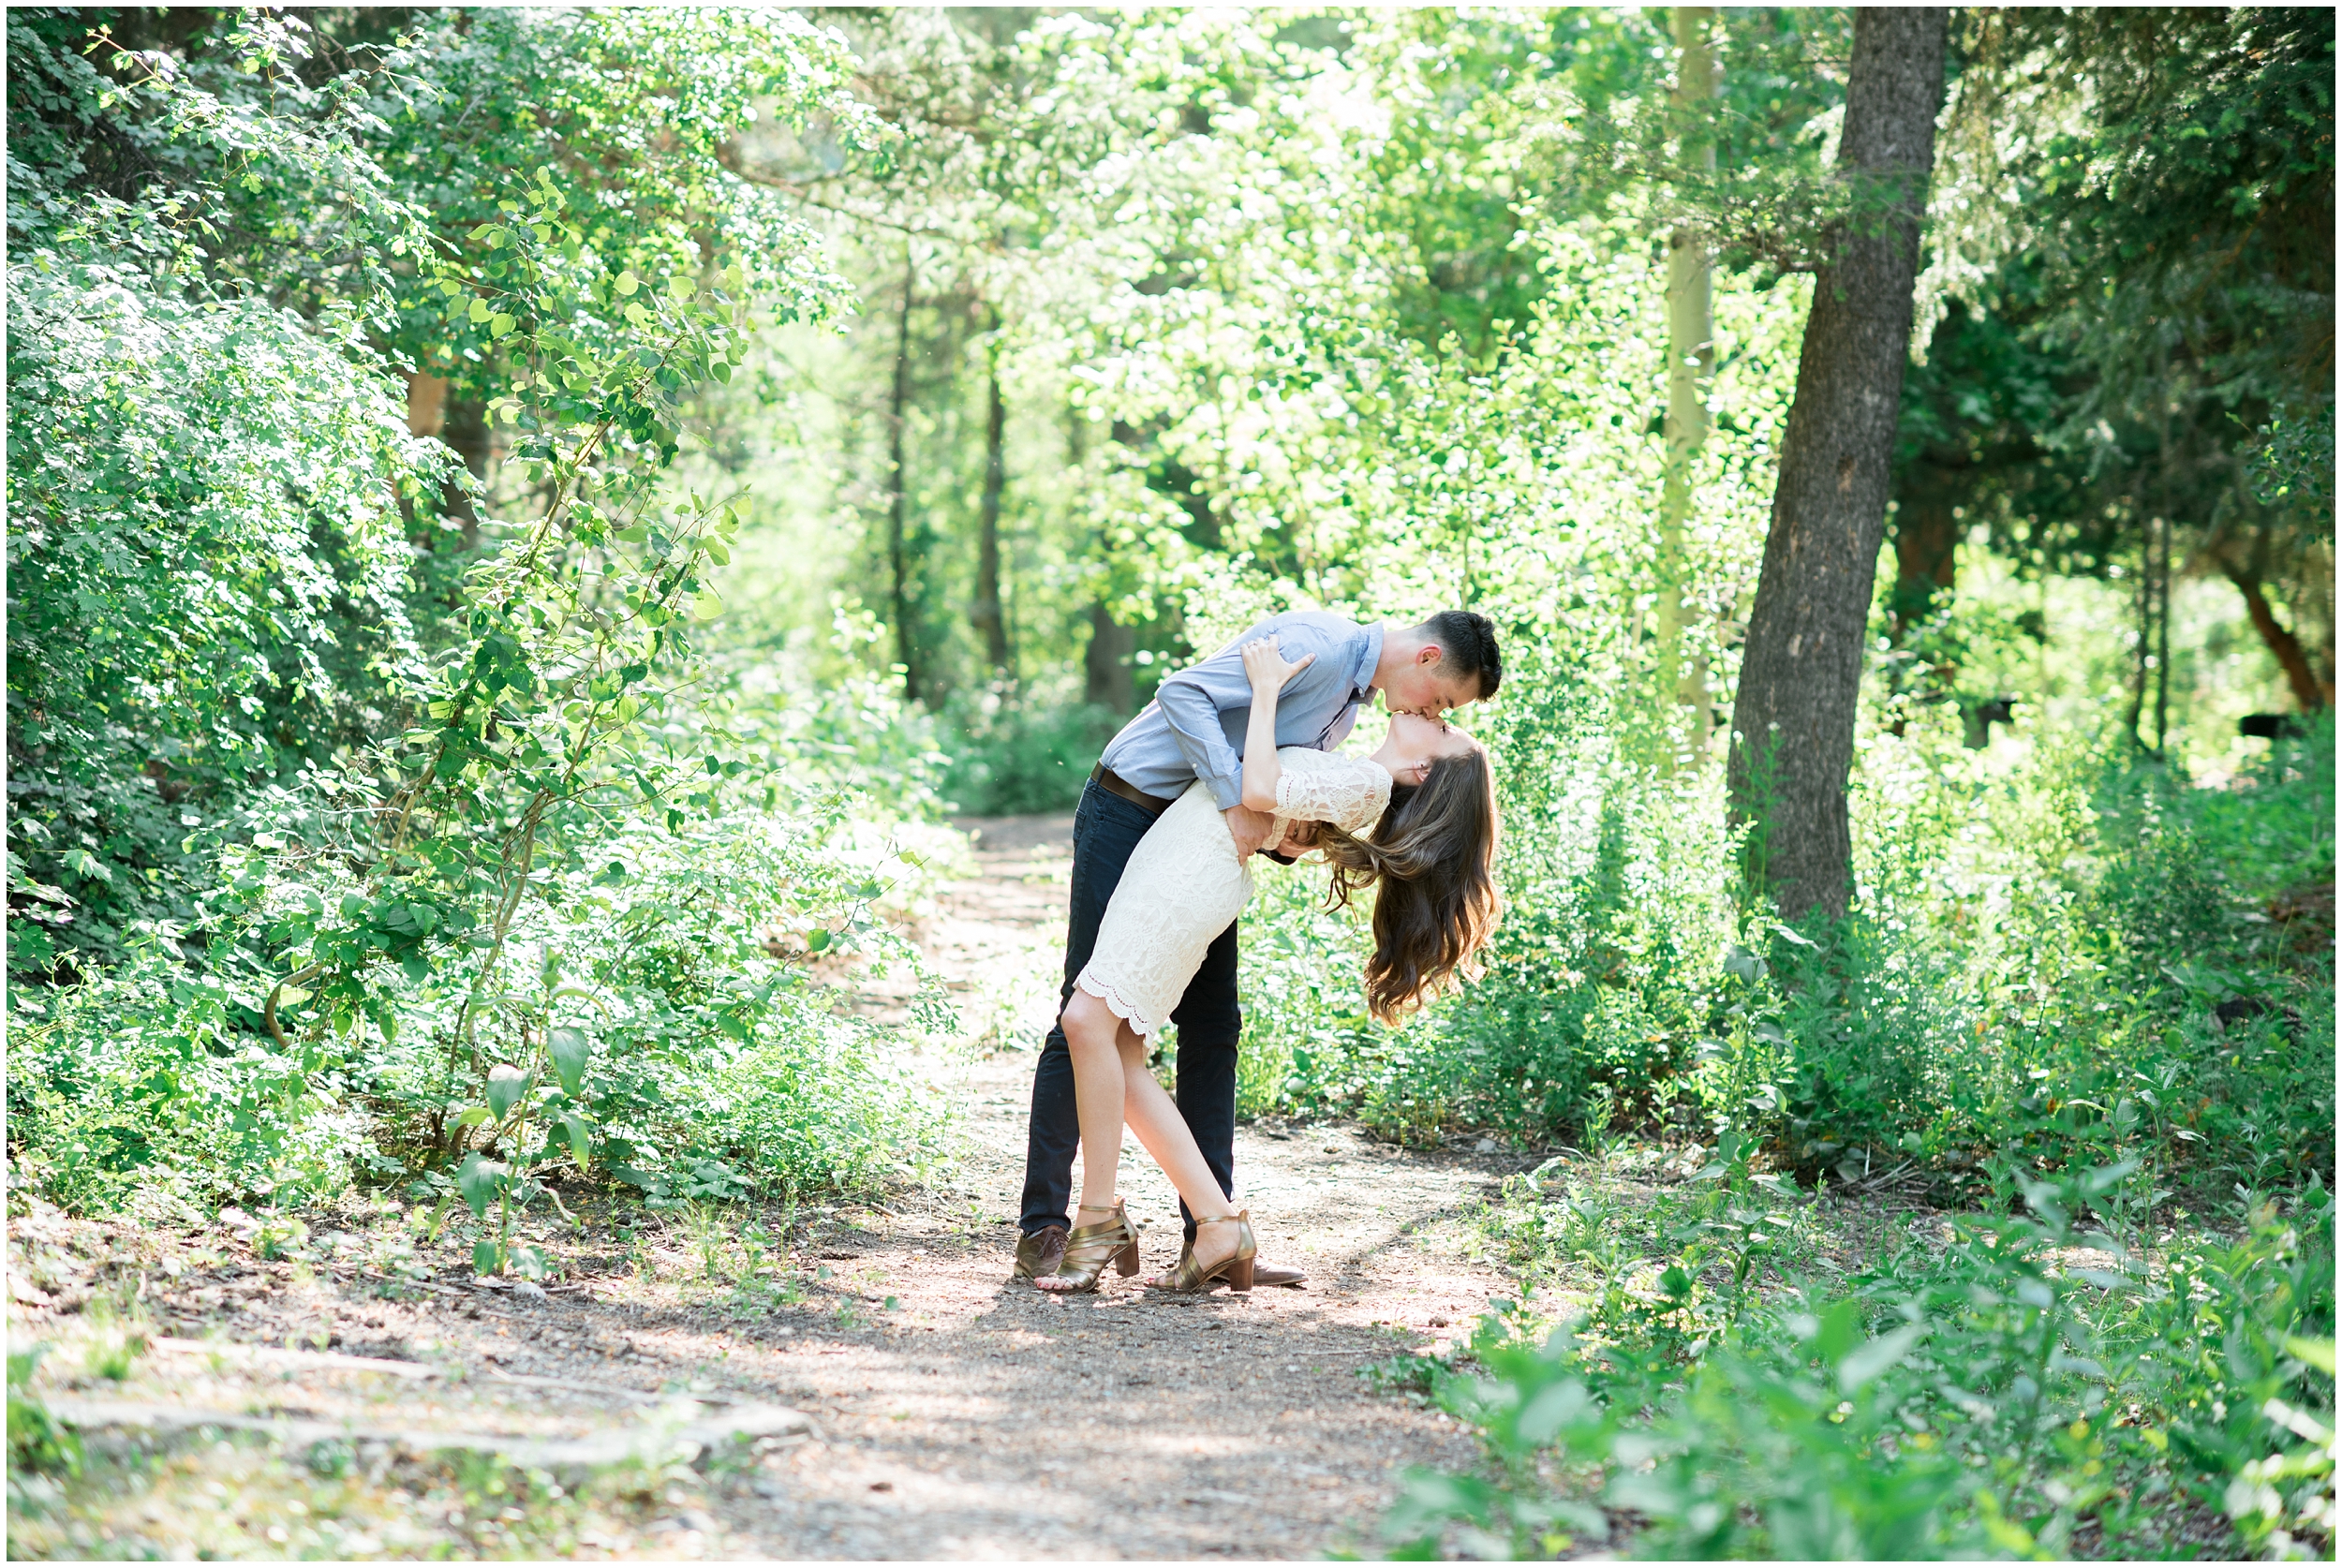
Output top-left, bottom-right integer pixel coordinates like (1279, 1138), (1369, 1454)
(1149, 1210), (1256, 1294)
(1041, 1200), (1140, 1293)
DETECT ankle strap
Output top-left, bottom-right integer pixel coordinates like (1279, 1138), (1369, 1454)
(1076, 1202), (1119, 1213)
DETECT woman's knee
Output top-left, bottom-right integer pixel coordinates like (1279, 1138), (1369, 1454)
(1060, 991), (1121, 1053)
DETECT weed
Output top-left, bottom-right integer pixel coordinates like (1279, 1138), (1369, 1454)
(7, 1349), (82, 1485)
(1384, 1166), (2335, 1560)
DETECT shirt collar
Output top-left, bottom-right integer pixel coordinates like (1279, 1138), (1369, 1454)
(1352, 623), (1385, 701)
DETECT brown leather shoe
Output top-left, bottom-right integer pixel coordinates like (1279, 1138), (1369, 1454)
(1175, 1238), (1306, 1288)
(1012, 1225), (1067, 1282)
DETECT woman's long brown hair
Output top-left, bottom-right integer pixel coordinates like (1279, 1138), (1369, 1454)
(1314, 749), (1501, 1023)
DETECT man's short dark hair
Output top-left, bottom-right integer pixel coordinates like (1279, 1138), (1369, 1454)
(1420, 609), (1502, 700)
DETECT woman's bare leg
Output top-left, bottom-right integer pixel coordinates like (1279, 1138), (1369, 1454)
(1033, 990), (1129, 1292)
(1116, 1036), (1237, 1221)
(1038, 991), (1249, 1289)
(1117, 1036), (1248, 1280)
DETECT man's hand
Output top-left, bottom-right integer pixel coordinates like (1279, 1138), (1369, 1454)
(1223, 803), (1276, 857)
(1267, 820), (1320, 859)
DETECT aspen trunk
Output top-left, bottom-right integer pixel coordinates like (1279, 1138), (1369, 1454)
(1726, 7), (1949, 923)
(1656, 4), (1718, 768)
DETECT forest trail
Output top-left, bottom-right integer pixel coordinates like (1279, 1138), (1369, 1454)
(9, 816), (1534, 1561)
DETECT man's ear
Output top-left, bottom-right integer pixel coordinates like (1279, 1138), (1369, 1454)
(1416, 642), (1444, 667)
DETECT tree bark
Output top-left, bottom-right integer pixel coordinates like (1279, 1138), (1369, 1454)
(1888, 459), (1965, 639)
(2224, 561), (2331, 711)
(1727, 7), (1948, 923)
(1084, 604), (1136, 715)
(437, 387), (493, 553)
(886, 246), (922, 703)
(1657, 5), (1719, 768)
(405, 371), (448, 439)
(2153, 512), (2172, 752)
(972, 362), (1012, 674)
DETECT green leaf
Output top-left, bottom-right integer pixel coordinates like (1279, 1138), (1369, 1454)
(474, 1238), (503, 1277)
(468, 298), (491, 324)
(489, 313), (516, 338)
(1516, 1377), (1594, 1445)
(690, 590), (724, 621)
(456, 1153), (503, 1220)
(454, 1105), (493, 1129)
(615, 270), (639, 297)
(561, 1111), (594, 1169)
(484, 1064), (529, 1121)
(548, 1027), (593, 1098)
(2286, 1336), (2337, 1375)
(1836, 1323), (1927, 1394)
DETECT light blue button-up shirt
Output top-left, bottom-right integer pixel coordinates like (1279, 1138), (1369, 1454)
(1098, 611), (1383, 811)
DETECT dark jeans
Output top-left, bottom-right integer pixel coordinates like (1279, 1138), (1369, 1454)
(1019, 779), (1241, 1243)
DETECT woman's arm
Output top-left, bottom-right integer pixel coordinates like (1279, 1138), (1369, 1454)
(1239, 637), (1315, 813)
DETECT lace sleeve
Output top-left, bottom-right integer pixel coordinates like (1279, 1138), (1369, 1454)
(1274, 753), (1392, 834)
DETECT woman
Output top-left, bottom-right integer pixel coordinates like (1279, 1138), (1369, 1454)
(1037, 634), (1501, 1294)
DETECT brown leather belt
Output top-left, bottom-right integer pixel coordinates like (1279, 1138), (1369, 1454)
(1089, 762), (1297, 863)
(1089, 762), (1174, 816)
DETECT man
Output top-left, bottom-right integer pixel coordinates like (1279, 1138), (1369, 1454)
(1014, 608), (1504, 1285)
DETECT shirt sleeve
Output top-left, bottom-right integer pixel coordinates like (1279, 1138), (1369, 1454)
(1155, 622), (1346, 811)
(1274, 755), (1393, 833)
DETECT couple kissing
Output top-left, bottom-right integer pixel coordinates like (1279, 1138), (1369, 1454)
(1012, 609), (1503, 1294)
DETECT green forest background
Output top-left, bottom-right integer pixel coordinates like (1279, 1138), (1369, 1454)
(6, 7), (2334, 1558)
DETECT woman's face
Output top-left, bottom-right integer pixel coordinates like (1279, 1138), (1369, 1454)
(1377, 710), (1481, 787)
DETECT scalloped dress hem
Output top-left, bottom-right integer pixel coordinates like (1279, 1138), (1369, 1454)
(1073, 969), (1162, 1043)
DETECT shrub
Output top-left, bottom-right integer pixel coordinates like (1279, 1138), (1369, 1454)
(1235, 702), (2334, 1208)
(936, 680), (1123, 816)
(1385, 1165), (2336, 1561)
(7, 778), (953, 1216)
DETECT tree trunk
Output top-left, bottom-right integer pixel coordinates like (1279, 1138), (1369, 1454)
(886, 246), (923, 703)
(972, 362), (1012, 674)
(405, 371), (448, 439)
(2152, 512), (2173, 752)
(2224, 561), (2332, 711)
(1888, 459), (1964, 639)
(1657, 5), (1719, 769)
(438, 389), (492, 553)
(1727, 7), (1948, 924)
(1085, 604), (1136, 715)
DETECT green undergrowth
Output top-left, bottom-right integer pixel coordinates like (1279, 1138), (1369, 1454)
(935, 678), (1122, 816)
(1366, 1157), (2335, 1561)
(1239, 716), (2333, 1214)
(7, 760), (956, 1226)
(3, 9), (956, 1264)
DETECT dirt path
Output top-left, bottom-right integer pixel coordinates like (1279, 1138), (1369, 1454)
(8, 815), (1532, 1561)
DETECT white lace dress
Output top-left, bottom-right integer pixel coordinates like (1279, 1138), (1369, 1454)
(1076, 747), (1393, 1041)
